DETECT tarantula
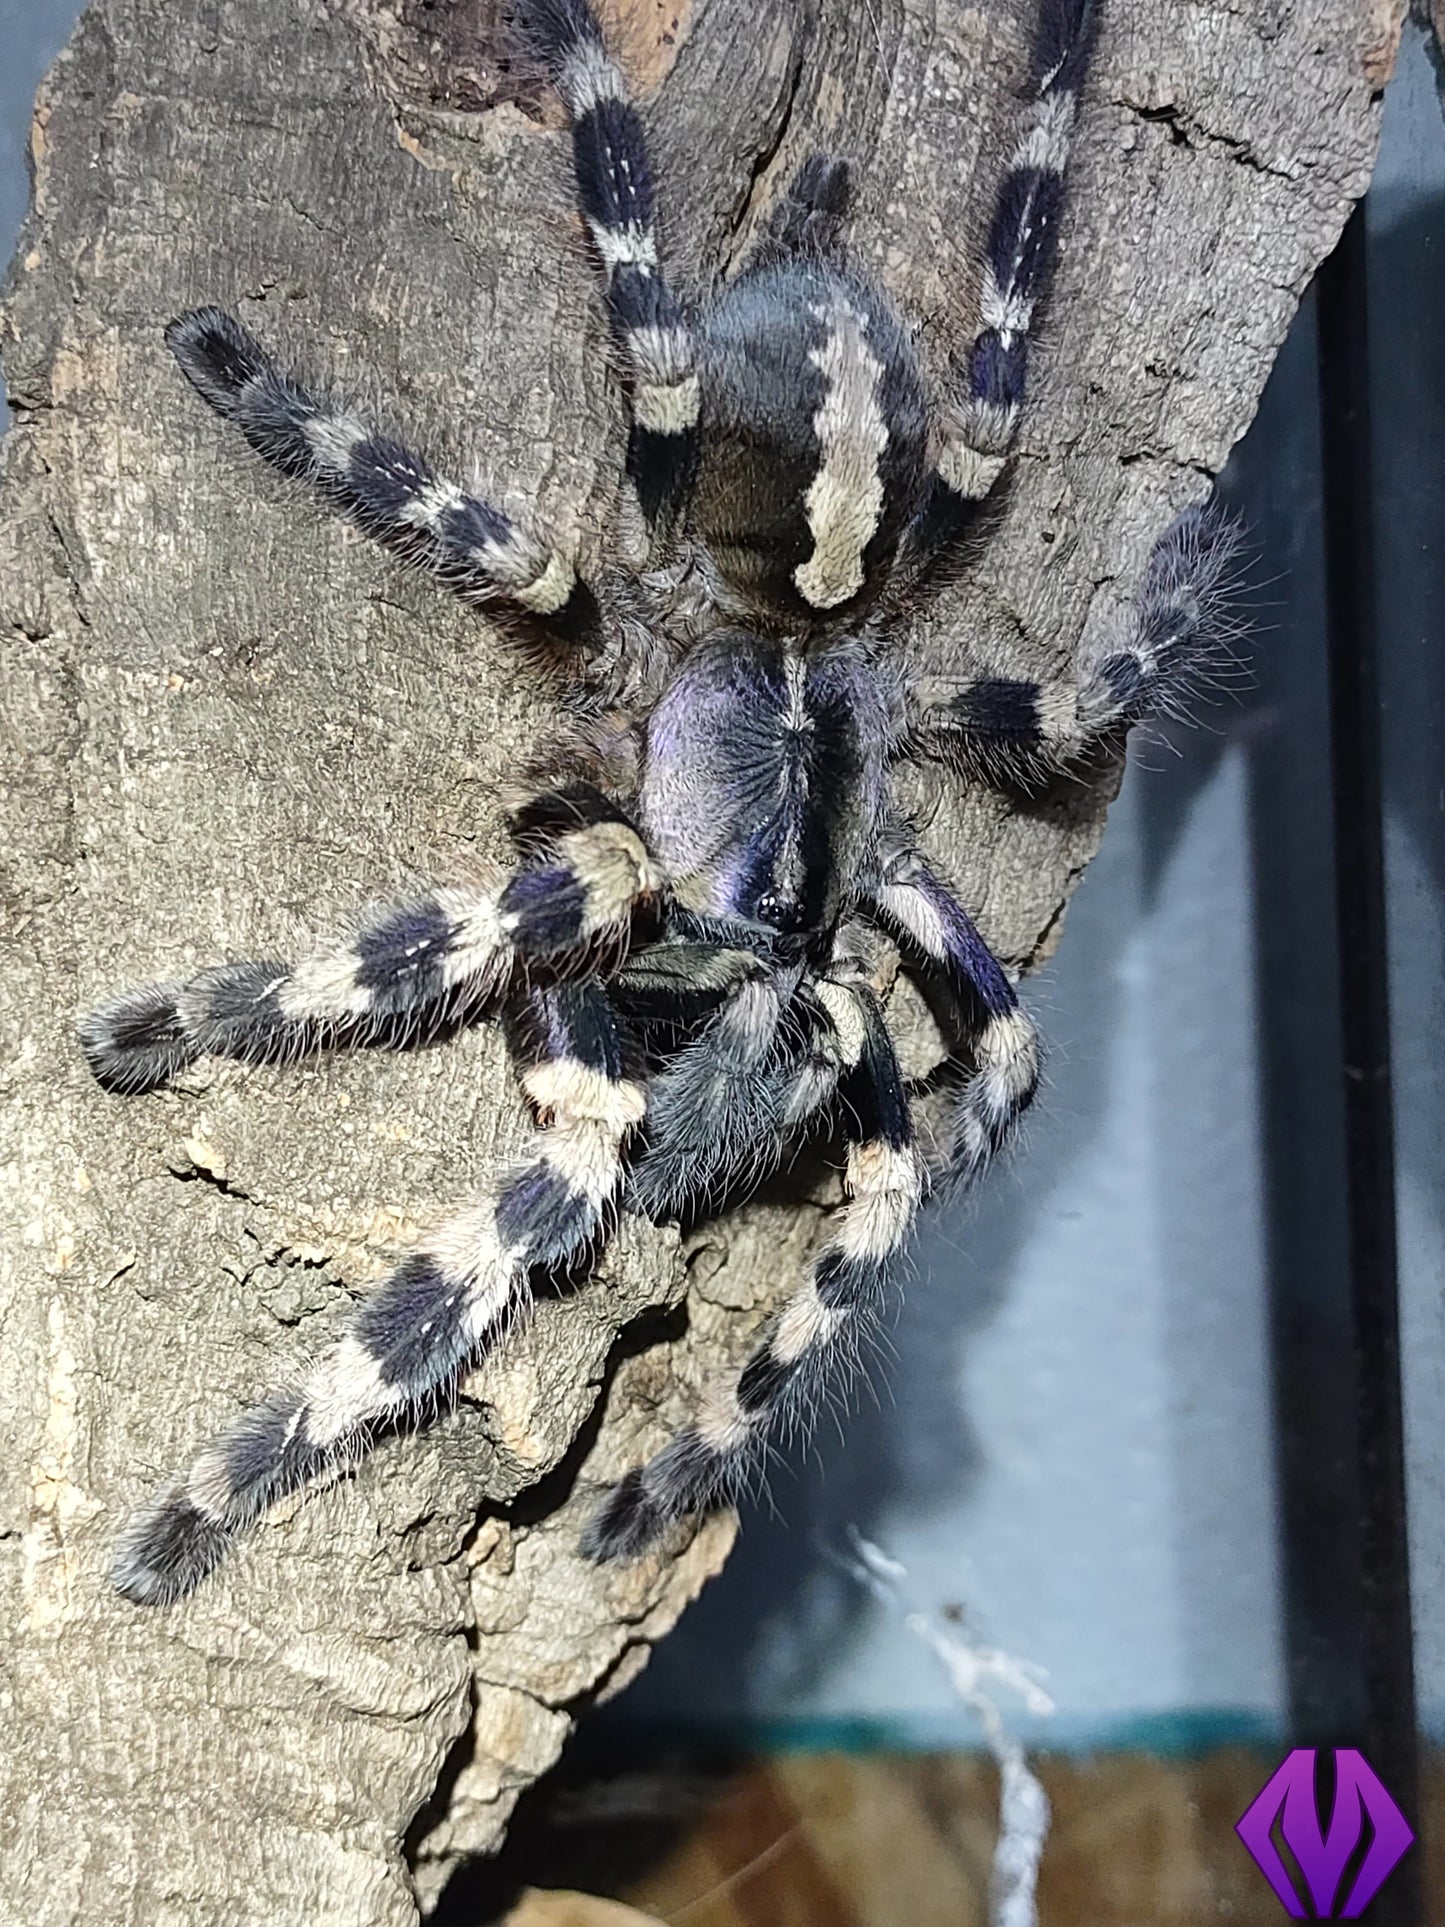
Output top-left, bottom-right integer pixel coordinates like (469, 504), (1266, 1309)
(82, 0), (1232, 1605)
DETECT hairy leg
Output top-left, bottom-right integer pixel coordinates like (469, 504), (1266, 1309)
(752, 153), (853, 267)
(863, 846), (1040, 1181)
(80, 802), (662, 1094)
(165, 307), (598, 639)
(521, 0), (699, 534)
(909, 505), (1243, 788)
(622, 957), (846, 1220)
(584, 978), (923, 1560)
(112, 982), (643, 1605)
(905, 0), (1098, 568)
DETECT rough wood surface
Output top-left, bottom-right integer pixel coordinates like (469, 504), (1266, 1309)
(0, 1), (1392, 1921)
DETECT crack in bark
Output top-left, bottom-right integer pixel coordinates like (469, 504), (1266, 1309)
(720, 11), (811, 271)
(1120, 96), (1304, 180)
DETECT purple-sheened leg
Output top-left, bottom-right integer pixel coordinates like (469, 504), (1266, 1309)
(865, 850), (1040, 1181)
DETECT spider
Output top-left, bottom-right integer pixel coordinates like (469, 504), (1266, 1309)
(83, 0), (1234, 1605)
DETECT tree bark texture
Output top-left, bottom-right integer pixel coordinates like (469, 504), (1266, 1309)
(0, 0), (1396, 1920)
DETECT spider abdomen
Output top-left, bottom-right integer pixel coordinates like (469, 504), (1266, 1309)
(691, 262), (930, 622)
